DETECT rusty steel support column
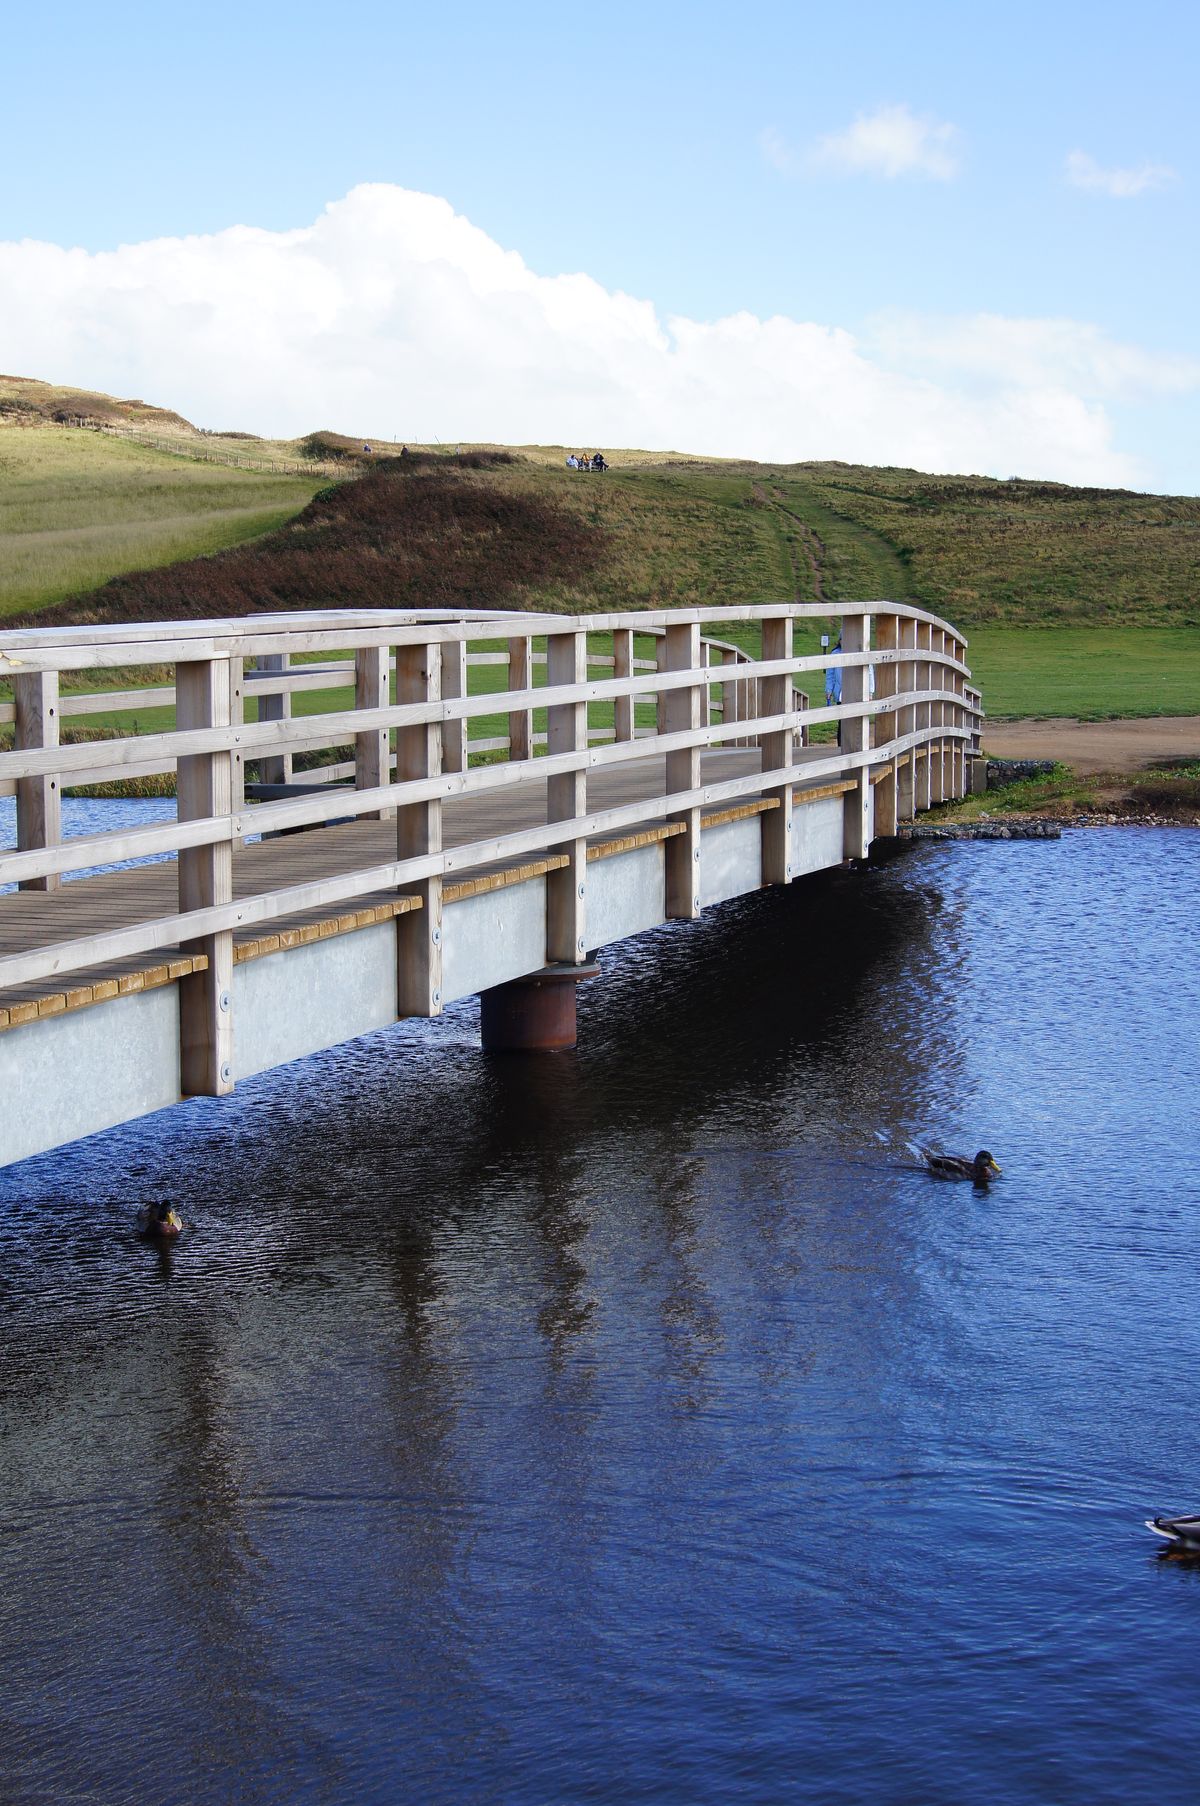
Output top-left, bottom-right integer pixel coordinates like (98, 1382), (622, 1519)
(480, 963), (600, 1052)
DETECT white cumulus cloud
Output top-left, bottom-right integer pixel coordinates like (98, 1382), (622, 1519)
(0, 184), (1189, 488)
(813, 104), (960, 180)
(1065, 150), (1177, 197)
(870, 310), (1200, 398)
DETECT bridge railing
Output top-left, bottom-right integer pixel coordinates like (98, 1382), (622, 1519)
(0, 625), (802, 785)
(0, 603), (975, 1089)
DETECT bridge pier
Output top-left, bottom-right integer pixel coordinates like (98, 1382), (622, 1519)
(479, 963), (600, 1053)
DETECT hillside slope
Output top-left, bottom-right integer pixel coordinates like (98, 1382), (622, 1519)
(0, 425), (323, 616)
(795, 464), (1200, 626)
(3, 376), (1198, 633)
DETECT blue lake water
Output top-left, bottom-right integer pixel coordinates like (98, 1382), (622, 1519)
(0, 795), (180, 892)
(1, 827), (1198, 1805)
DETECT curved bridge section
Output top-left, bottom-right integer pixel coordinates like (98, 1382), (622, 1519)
(0, 604), (981, 1167)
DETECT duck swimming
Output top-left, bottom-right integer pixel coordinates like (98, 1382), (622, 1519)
(1146, 1514), (1200, 1553)
(137, 1201), (183, 1240)
(909, 1143), (1001, 1183)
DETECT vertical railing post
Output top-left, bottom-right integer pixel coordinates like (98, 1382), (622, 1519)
(655, 634), (668, 735)
(13, 669), (61, 893)
(873, 613), (899, 837)
(441, 631), (468, 775)
(896, 618), (917, 821)
(931, 629), (947, 805)
(508, 635), (533, 763)
(719, 648), (739, 744)
(355, 643), (391, 819)
(954, 638), (969, 797)
(612, 628), (635, 743)
(913, 622), (931, 812)
(841, 612), (872, 859)
(396, 642), (443, 1016)
(664, 620), (702, 919)
(760, 613), (793, 885)
(545, 629), (588, 964)
(177, 655), (234, 1097)
(255, 651), (292, 786)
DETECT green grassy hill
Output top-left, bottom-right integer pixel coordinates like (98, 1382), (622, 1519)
(3, 377), (1198, 720)
(0, 428), (323, 615)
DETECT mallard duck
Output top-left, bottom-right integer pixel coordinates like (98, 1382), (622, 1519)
(137, 1202), (183, 1240)
(908, 1143), (1001, 1183)
(1146, 1514), (1200, 1551)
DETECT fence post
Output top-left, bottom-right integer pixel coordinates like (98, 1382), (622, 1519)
(873, 614), (899, 837)
(612, 628), (634, 743)
(841, 613), (872, 859)
(546, 629), (588, 963)
(719, 648), (740, 744)
(508, 635), (533, 761)
(396, 643), (443, 1016)
(13, 670), (61, 893)
(760, 613), (793, 884)
(441, 632), (468, 774)
(355, 644), (391, 818)
(256, 651), (292, 785)
(897, 618), (916, 820)
(952, 636), (968, 797)
(229, 657), (245, 829)
(930, 629), (947, 805)
(177, 656), (234, 1096)
(664, 620), (702, 919)
(916, 622), (933, 811)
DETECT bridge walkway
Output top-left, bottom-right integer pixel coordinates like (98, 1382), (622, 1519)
(0, 745), (842, 1031)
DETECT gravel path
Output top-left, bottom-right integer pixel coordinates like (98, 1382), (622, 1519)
(982, 716), (1200, 775)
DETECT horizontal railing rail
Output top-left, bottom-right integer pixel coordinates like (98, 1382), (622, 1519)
(0, 604), (978, 1084)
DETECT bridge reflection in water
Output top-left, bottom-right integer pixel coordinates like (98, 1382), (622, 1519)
(0, 604), (981, 1166)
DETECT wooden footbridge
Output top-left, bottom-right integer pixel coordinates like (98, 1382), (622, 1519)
(0, 605), (981, 1168)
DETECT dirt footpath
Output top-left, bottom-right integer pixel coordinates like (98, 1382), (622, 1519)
(982, 717), (1200, 775)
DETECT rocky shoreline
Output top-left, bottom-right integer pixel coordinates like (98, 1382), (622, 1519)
(898, 820), (1061, 841)
(898, 809), (1198, 841)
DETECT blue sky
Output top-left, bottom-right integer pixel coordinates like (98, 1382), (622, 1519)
(3, 0), (1196, 489)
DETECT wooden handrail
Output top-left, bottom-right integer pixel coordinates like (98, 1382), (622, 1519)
(1, 604), (979, 998)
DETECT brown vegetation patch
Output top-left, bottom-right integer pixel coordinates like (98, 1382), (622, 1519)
(19, 458), (606, 626)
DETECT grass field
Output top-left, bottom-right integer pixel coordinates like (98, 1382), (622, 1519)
(0, 428), (323, 615)
(965, 627), (1200, 718)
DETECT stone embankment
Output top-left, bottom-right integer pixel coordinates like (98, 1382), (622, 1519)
(897, 810), (1198, 841)
(987, 758), (1056, 786)
(898, 821), (1061, 841)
